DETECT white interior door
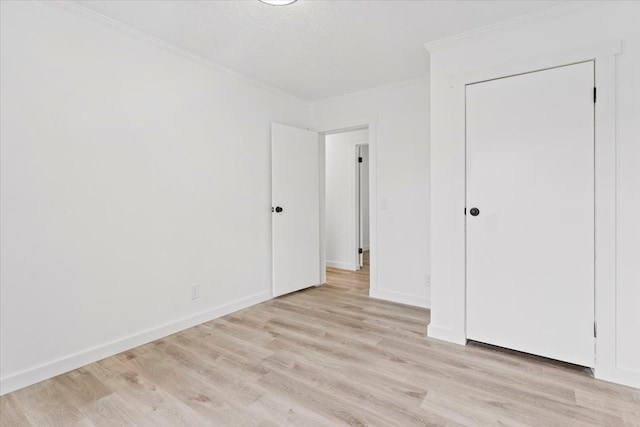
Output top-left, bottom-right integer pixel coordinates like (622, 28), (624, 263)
(272, 123), (320, 297)
(466, 61), (595, 367)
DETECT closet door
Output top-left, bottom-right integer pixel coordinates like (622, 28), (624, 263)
(466, 61), (595, 367)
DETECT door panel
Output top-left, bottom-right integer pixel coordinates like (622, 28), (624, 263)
(272, 123), (320, 297)
(466, 62), (595, 367)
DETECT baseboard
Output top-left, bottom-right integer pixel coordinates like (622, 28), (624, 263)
(0, 290), (271, 396)
(427, 323), (467, 345)
(326, 260), (357, 271)
(595, 366), (640, 389)
(369, 289), (430, 309)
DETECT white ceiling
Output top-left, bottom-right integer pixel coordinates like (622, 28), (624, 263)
(74, 0), (564, 101)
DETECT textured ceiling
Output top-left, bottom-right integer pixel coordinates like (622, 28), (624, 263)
(73, 0), (564, 101)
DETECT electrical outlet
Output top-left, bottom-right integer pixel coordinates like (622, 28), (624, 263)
(425, 275), (431, 287)
(191, 283), (200, 300)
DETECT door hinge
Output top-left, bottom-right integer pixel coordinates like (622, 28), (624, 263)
(593, 87), (597, 103)
(594, 322), (597, 338)
(464, 207), (467, 215)
(358, 248), (363, 254)
(358, 157), (363, 163)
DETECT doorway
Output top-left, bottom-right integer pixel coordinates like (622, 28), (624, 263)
(271, 120), (376, 298)
(323, 128), (371, 290)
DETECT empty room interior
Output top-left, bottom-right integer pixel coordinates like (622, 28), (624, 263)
(1, 0), (639, 425)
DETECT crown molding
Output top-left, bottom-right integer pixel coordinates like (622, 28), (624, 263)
(311, 75), (429, 106)
(44, 1), (307, 105)
(423, 2), (598, 53)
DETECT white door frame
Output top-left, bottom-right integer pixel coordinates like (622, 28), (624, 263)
(356, 144), (369, 269)
(354, 144), (362, 270)
(316, 118), (378, 291)
(428, 40), (625, 385)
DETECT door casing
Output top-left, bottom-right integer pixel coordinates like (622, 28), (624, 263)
(425, 40), (622, 384)
(316, 118), (378, 290)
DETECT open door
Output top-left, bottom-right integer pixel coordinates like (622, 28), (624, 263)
(272, 123), (320, 297)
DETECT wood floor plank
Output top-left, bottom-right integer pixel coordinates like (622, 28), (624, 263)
(52, 368), (112, 409)
(79, 393), (142, 427)
(256, 370), (388, 426)
(2, 251), (639, 426)
(247, 392), (338, 427)
(118, 349), (261, 426)
(10, 377), (85, 426)
(84, 360), (211, 427)
(0, 394), (32, 427)
(260, 351), (455, 427)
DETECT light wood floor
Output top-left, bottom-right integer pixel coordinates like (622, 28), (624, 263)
(2, 252), (639, 426)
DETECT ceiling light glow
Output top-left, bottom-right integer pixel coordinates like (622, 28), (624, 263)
(259, 0), (297, 6)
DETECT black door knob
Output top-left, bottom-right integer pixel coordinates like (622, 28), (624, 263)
(469, 207), (480, 216)
(275, 206), (283, 213)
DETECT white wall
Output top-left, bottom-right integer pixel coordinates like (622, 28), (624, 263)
(360, 145), (370, 250)
(325, 129), (368, 270)
(312, 78), (431, 308)
(0, 1), (308, 394)
(428, 2), (640, 388)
